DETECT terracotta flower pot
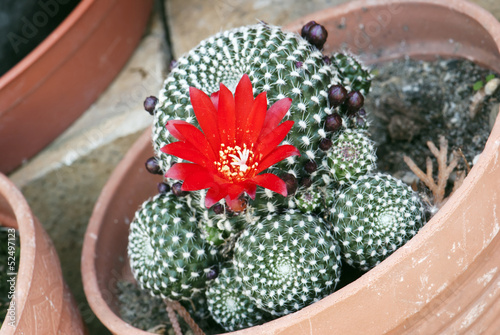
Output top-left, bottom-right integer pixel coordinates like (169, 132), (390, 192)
(82, 0), (500, 334)
(0, 173), (87, 334)
(0, 0), (153, 174)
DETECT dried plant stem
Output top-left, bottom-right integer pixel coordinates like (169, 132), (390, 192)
(165, 300), (183, 335)
(403, 136), (463, 209)
(164, 300), (206, 335)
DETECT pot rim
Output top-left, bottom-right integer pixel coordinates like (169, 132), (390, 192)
(0, 0), (96, 88)
(0, 173), (37, 334)
(82, 0), (500, 334)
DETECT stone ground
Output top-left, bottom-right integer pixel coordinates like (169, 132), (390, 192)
(6, 0), (500, 334)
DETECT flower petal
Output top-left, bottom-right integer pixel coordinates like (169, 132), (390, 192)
(244, 182), (257, 199)
(182, 169), (215, 191)
(242, 91), (267, 145)
(255, 120), (294, 159)
(161, 142), (209, 167)
(259, 97), (292, 138)
(205, 185), (228, 208)
(235, 74), (254, 142)
(217, 83), (236, 145)
(252, 173), (288, 197)
(166, 120), (191, 141)
(172, 122), (216, 161)
(189, 86), (220, 152)
(227, 184), (245, 200)
(211, 91), (220, 110)
(165, 162), (207, 180)
(255, 145), (301, 173)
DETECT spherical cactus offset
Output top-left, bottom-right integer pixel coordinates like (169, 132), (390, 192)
(207, 265), (271, 331)
(128, 193), (220, 300)
(325, 129), (377, 185)
(233, 210), (341, 316)
(293, 185), (324, 213)
(329, 173), (426, 271)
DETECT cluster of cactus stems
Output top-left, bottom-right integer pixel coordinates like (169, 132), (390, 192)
(130, 21), (426, 332)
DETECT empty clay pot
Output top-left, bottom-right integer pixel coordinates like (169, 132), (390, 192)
(0, 172), (87, 334)
(81, 0), (500, 334)
(0, 0), (153, 174)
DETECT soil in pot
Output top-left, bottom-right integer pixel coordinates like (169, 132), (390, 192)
(0, 226), (20, 327)
(366, 57), (500, 190)
(0, 0), (81, 76)
(112, 56), (499, 334)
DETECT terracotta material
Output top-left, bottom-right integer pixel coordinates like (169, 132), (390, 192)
(82, 0), (500, 334)
(0, 173), (87, 334)
(0, 0), (153, 174)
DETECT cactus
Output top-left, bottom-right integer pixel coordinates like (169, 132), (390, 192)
(128, 193), (220, 300)
(233, 209), (341, 316)
(328, 173), (426, 271)
(325, 128), (377, 186)
(127, 20), (428, 333)
(206, 265), (272, 331)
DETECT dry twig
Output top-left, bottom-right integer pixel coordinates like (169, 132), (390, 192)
(403, 136), (465, 209)
(165, 300), (182, 335)
(164, 299), (206, 335)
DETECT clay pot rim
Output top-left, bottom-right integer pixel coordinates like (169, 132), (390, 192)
(0, 173), (37, 334)
(82, 0), (500, 334)
(0, 0), (94, 88)
(0, 0), (153, 174)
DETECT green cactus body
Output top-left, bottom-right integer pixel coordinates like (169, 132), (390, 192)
(128, 193), (220, 300)
(233, 210), (341, 316)
(200, 209), (248, 247)
(330, 52), (372, 96)
(325, 129), (377, 186)
(328, 173), (426, 271)
(207, 265), (271, 331)
(153, 24), (371, 186)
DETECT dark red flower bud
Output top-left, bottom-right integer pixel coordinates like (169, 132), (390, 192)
(304, 160), (318, 174)
(207, 266), (218, 280)
(356, 116), (366, 128)
(322, 55), (331, 65)
(157, 182), (170, 194)
(172, 182), (188, 197)
(301, 21), (328, 50)
(328, 85), (348, 107)
(212, 203), (224, 215)
(324, 113), (343, 132)
(143, 96), (158, 115)
(319, 138), (333, 151)
(345, 91), (365, 113)
(301, 21), (317, 38)
(145, 157), (162, 175)
(301, 177), (313, 188)
(281, 173), (298, 196)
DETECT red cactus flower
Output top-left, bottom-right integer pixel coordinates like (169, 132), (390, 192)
(162, 74), (300, 211)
